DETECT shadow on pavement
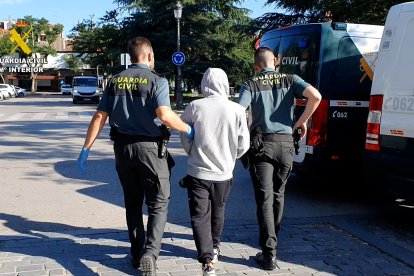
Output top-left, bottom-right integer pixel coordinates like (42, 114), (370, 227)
(0, 214), (136, 275)
(0, 121), (110, 161)
(0, 214), (261, 275)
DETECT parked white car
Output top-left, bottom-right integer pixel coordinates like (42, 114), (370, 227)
(60, 84), (72, 95)
(0, 89), (11, 100)
(0, 84), (14, 99)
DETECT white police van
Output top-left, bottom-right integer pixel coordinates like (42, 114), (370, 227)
(365, 2), (414, 199)
(72, 76), (100, 104)
(258, 22), (383, 175)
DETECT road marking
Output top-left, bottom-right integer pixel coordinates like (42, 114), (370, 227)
(4, 113), (26, 121)
(31, 113), (47, 120)
(79, 112), (93, 120)
(0, 112), (94, 121)
(56, 112), (68, 120)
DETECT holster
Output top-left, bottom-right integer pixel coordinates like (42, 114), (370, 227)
(158, 125), (171, 159)
(251, 126), (265, 158)
(158, 125), (175, 176)
(293, 128), (302, 155)
(240, 126), (264, 170)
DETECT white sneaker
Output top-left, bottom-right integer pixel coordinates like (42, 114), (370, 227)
(212, 247), (220, 264)
(202, 262), (217, 276)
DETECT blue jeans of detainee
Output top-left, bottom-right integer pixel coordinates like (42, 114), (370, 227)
(249, 139), (294, 258)
(114, 141), (170, 260)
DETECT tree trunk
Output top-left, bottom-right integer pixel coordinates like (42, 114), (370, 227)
(31, 73), (37, 93)
(30, 55), (40, 94)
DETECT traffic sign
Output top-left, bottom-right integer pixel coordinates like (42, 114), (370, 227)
(172, 52), (185, 66)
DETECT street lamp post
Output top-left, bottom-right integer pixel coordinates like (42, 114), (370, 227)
(174, 1), (183, 109)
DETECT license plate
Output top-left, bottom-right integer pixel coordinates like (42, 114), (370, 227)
(83, 98), (91, 101)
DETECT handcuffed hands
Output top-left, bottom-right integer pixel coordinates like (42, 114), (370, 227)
(77, 147), (89, 173)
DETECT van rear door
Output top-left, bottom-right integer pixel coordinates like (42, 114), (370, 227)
(378, 7), (414, 181)
(327, 26), (382, 165)
(276, 25), (321, 163)
(380, 7), (414, 142)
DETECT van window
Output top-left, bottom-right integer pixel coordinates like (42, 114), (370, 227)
(73, 78), (98, 87)
(278, 33), (320, 86)
(333, 37), (380, 100)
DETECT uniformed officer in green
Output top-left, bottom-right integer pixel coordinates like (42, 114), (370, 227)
(77, 37), (194, 276)
(239, 47), (321, 270)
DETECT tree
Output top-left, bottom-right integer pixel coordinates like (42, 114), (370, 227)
(64, 54), (83, 75)
(114, 0), (254, 91)
(69, 0), (255, 96)
(253, 0), (407, 33)
(0, 33), (14, 83)
(69, 13), (125, 77)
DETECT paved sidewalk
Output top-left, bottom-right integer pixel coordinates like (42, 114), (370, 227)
(1, 95), (413, 275)
(1, 219), (413, 276)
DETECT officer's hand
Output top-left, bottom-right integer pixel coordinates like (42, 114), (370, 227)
(186, 125), (195, 140)
(293, 122), (307, 139)
(77, 147), (89, 173)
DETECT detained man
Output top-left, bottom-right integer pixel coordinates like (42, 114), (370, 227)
(180, 68), (250, 276)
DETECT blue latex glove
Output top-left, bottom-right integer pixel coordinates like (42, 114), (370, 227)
(77, 147), (89, 173)
(186, 125), (194, 140)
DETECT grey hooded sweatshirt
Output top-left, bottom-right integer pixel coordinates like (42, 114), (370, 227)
(180, 68), (250, 181)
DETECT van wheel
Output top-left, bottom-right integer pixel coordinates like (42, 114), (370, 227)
(72, 99), (77, 104)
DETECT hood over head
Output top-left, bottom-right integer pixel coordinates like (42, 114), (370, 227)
(201, 68), (229, 97)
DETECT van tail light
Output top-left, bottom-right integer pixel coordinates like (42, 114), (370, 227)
(365, 95), (383, 151)
(307, 99), (328, 146)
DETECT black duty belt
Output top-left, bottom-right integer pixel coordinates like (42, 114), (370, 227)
(110, 127), (161, 143)
(264, 133), (293, 142)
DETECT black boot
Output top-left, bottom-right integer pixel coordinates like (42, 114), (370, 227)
(255, 252), (277, 270)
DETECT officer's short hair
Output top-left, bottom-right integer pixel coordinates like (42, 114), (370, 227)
(254, 47), (274, 65)
(128, 37), (153, 63)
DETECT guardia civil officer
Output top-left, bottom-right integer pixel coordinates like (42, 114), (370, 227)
(77, 37), (194, 276)
(238, 47), (321, 270)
